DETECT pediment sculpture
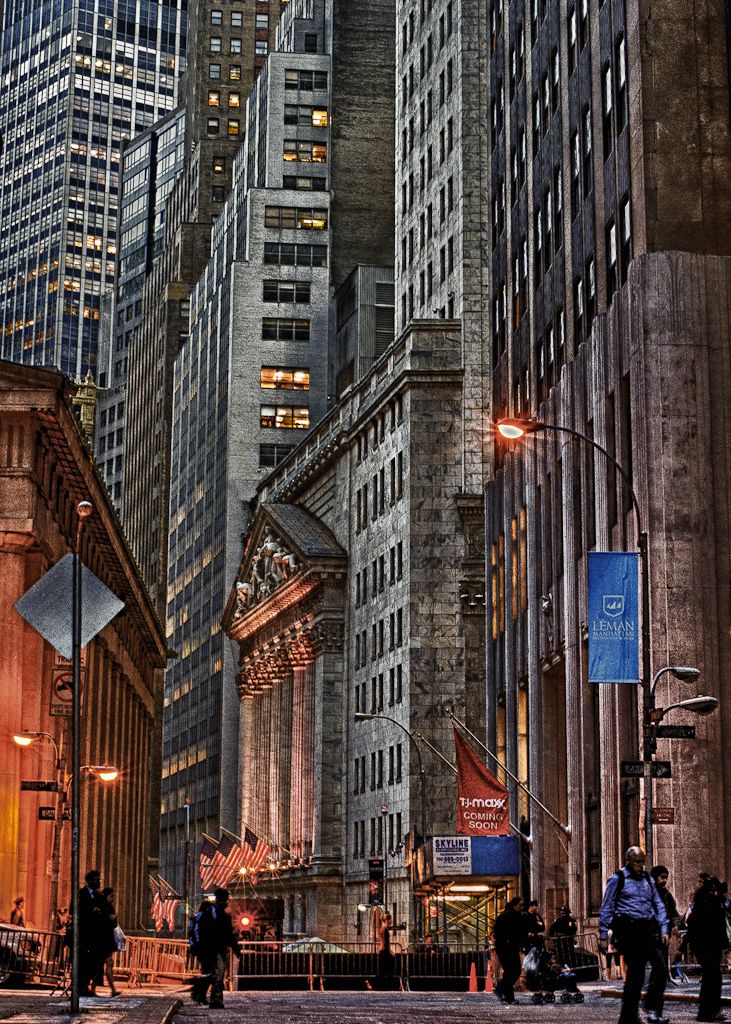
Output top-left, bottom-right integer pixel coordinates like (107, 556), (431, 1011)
(235, 530), (299, 614)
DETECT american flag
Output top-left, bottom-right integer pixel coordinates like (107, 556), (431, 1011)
(149, 875), (180, 932)
(209, 833), (246, 889)
(241, 826), (271, 875)
(199, 835), (220, 891)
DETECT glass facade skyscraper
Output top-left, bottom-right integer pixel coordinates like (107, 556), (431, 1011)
(0, 0), (186, 379)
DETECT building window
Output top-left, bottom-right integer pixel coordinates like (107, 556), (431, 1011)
(207, 118), (220, 135)
(229, 65), (241, 81)
(263, 242), (328, 266)
(284, 69), (328, 91)
(231, 10), (243, 26)
(209, 63), (221, 79)
(616, 34), (627, 132)
(606, 219), (617, 299)
(283, 140), (327, 163)
(620, 194), (632, 281)
(256, 40), (268, 55)
(262, 317), (310, 341)
(283, 175), (327, 191)
(210, 36), (222, 53)
(264, 206), (328, 230)
(229, 92), (240, 108)
(260, 405), (310, 429)
(213, 157), (225, 174)
(208, 90), (220, 106)
(210, 9), (222, 24)
(602, 63), (613, 158)
(212, 186), (225, 202)
(262, 280), (311, 303)
(230, 37), (242, 54)
(256, 13), (269, 29)
(260, 367), (310, 390)
(227, 119), (240, 136)
(259, 443), (294, 468)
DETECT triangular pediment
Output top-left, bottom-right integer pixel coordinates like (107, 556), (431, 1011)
(223, 503), (347, 635)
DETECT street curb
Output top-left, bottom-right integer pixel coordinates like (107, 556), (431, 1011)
(600, 987), (731, 1007)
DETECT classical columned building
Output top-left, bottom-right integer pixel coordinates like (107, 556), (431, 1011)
(223, 505), (347, 935)
(0, 360), (167, 931)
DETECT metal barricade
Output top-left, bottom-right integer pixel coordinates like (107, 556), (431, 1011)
(406, 944), (486, 991)
(124, 937), (192, 987)
(0, 925), (67, 987)
(233, 941), (400, 992)
(547, 931), (603, 982)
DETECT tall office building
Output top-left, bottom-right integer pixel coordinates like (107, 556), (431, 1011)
(480, 0), (731, 918)
(96, 108), (186, 509)
(161, 0), (395, 891)
(391, 0), (731, 919)
(0, 0), (187, 379)
(122, 0), (283, 613)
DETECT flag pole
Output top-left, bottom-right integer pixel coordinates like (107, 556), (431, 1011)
(220, 823), (288, 858)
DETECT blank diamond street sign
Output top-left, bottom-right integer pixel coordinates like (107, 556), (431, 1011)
(14, 553), (124, 659)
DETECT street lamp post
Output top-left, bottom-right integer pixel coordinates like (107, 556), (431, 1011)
(71, 499), (93, 1012)
(354, 712), (428, 841)
(496, 419), (656, 857)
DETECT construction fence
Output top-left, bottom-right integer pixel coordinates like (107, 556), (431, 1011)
(0, 926), (604, 993)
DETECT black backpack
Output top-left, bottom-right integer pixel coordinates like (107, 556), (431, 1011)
(188, 905), (215, 954)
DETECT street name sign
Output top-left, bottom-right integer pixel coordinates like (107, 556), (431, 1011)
(21, 780), (59, 792)
(655, 725), (696, 739)
(38, 806), (56, 821)
(652, 807), (675, 825)
(620, 761), (672, 779)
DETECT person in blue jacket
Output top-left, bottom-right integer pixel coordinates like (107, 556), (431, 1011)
(599, 847), (669, 1024)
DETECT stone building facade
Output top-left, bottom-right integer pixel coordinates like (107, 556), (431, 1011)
(482, 0), (731, 924)
(0, 360), (167, 931)
(223, 322), (486, 940)
(160, 0), (395, 893)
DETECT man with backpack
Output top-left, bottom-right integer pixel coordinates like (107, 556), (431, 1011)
(599, 847), (670, 1024)
(190, 888), (240, 1008)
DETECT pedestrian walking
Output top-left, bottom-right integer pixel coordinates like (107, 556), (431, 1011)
(9, 897), (25, 927)
(77, 870), (106, 997)
(686, 874), (729, 1022)
(598, 846), (670, 1024)
(375, 912), (398, 989)
(649, 866), (680, 989)
(91, 887), (121, 997)
(493, 896), (525, 1004)
(523, 900), (546, 950)
(191, 888), (240, 1008)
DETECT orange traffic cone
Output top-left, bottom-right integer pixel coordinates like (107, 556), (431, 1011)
(484, 955), (494, 993)
(468, 962), (478, 993)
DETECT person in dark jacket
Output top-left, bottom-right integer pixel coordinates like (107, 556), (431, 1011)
(523, 900), (546, 950)
(77, 870), (105, 997)
(192, 888), (240, 1008)
(687, 875), (729, 1023)
(493, 897), (525, 1004)
(91, 887), (120, 997)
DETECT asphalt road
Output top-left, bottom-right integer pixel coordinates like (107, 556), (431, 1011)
(174, 989), (707, 1023)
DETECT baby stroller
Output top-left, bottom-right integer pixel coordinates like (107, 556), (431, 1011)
(523, 945), (585, 1004)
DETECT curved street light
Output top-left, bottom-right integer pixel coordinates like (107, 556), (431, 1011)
(496, 417), (655, 863)
(354, 712), (427, 842)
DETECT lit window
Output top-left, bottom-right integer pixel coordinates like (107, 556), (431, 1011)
(228, 119), (240, 136)
(260, 367), (310, 390)
(208, 90), (220, 106)
(213, 157), (225, 174)
(283, 140), (327, 163)
(229, 92), (240, 108)
(229, 65), (241, 80)
(260, 405), (310, 429)
(312, 108), (328, 126)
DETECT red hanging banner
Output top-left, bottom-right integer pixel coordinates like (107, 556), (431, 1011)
(454, 727), (510, 836)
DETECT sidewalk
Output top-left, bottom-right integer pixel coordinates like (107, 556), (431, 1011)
(597, 976), (731, 1006)
(0, 989), (181, 1024)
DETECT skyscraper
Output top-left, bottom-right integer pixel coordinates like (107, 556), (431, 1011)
(0, 0), (187, 378)
(161, 0), (395, 891)
(122, 0), (283, 613)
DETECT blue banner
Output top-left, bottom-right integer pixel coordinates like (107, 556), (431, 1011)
(588, 551), (639, 683)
